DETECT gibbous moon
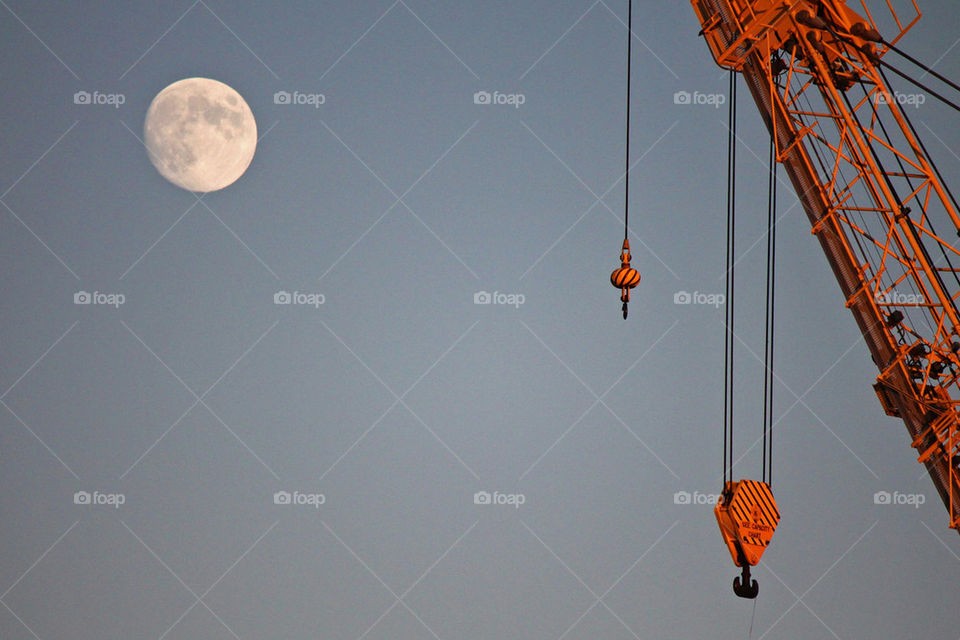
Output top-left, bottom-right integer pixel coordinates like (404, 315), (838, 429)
(144, 77), (257, 192)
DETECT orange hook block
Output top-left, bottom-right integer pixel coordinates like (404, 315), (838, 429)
(714, 479), (780, 598)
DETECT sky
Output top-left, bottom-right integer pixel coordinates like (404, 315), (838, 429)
(2, 1), (960, 639)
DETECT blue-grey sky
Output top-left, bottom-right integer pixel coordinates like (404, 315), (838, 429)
(2, 1), (960, 638)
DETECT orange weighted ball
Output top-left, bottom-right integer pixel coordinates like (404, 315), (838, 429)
(611, 238), (639, 319)
(610, 266), (640, 289)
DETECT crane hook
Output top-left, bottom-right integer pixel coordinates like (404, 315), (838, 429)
(733, 559), (759, 599)
(610, 238), (640, 319)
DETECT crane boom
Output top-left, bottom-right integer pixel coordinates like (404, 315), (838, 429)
(691, 0), (960, 531)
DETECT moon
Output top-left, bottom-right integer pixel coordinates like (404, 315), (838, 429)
(144, 77), (257, 192)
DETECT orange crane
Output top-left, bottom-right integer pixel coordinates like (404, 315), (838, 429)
(689, 0), (960, 595)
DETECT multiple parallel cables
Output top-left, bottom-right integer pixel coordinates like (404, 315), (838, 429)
(762, 135), (778, 487)
(722, 71), (777, 488)
(722, 70), (738, 486)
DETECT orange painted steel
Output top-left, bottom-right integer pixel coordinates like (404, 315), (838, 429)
(692, 0), (960, 531)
